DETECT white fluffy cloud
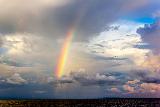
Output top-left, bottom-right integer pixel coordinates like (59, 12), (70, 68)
(87, 20), (151, 71)
(0, 33), (56, 67)
(6, 73), (27, 85)
(141, 55), (160, 73)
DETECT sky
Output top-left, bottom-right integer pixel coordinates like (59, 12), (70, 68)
(0, 0), (159, 99)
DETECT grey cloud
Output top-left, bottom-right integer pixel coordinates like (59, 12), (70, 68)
(71, 72), (121, 86)
(0, 0), (149, 41)
(137, 20), (160, 53)
(142, 77), (160, 84)
(133, 70), (160, 84)
(0, 58), (31, 67)
(94, 44), (105, 48)
(6, 73), (27, 85)
(0, 83), (55, 99)
(57, 76), (74, 84)
(105, 26), (120, 31)
(51, 0), (148, 41)
(34, 90), (47, 94)
(93, 55), (128, 61)
(49, 71), (125, 86)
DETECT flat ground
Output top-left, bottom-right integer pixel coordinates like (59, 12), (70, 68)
(0, 99), (159, 107)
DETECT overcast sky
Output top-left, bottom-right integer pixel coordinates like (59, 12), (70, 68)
(0, 0), (159, 98)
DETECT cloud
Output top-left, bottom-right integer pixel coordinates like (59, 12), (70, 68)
(131, 68), (160, 85)
(70, 71), (120, 86)
(126, 79), (140, 85)
(0, 32), (56, 84)
(0, 0), (72, 35)
(121, 75), (160, 96)
(142, 77), (160, 84)
(0, 33), (57, 71)
(140, 83), (160, 93)
(141, 55), (160, 73)
(153, 10), (160, 18)
(111, 88), (120, 93)
(137, 20), (160, 53)
(87, 21), (151, 72)
(0, 0), (151, 41)
(0, 0), (71, 20)
(123, 84), (135, 93)
(0, 0), (159, 98)
(92, 55), (128, 61)
(49, 0), (145, 41)
(6, 73), (27, 85)
(57, 76), (74, 84)
(122, 79), (141, 94)
(34, 90), (47, 94)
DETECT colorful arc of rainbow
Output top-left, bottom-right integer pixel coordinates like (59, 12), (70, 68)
(55, 4), (88, 78)
(55, 26), (75, 78)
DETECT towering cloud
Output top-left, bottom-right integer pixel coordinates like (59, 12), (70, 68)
(137, 20), (160, 54)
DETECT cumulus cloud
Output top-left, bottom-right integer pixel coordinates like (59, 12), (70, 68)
(127, 79), (140, 85)
(141, 55), (160, 73)
(123, 84), (135, 93)
(140, 83), (160, 93)
(57, 76), (73, 84)
(122, 82), (160, 96)
(121, 76), (160, 96)
(0, 33), (57, 72)
(0, 33), (57, 85)
(135, 70), (160, 84)
(111, 88), (120, 93)
(136, 21), (160, 89)
(137, 20), (160, 53)
(87, 21), (151, 72)
(70, 70), (120, 86)
(6, 73), (27, 85)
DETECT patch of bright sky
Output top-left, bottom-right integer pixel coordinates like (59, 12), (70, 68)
(122, 17), (156, 24)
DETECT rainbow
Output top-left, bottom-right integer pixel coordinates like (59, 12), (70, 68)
(55, 5), (88, 78)
(55, 25), (75, 78)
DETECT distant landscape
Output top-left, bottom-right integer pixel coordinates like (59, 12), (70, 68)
(0, 0), (159, 101)
(0, 99), (159, 107)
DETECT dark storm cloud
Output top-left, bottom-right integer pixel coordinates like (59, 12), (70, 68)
(137, 20), (160, 53)
(142, 77), (160, 84)
(0, 82), (26, 90)
(70, 72), (125, 86)
(0, 0), (149, 41)
(56, 76), (74, 84)
(52, 71), (130, 87)
(46, 0), (148, 41)
(133, 70), (160, 84)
